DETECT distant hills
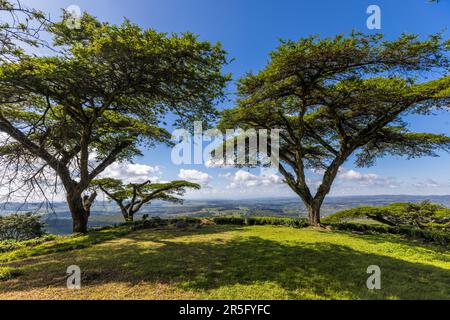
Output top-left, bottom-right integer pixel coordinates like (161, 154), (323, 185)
(2, 195), (450, 234)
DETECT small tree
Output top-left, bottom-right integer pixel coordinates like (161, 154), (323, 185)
(0, 212), (45, 241)
(0, 12), (229, 233)
(92, 178), (200, 222)
(218, 33), (450, 226)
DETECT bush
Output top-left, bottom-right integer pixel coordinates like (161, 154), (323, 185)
(0, 213), (46, 241)
(0, 234), (57, 253)
(212, 216), (308, 228)
(0, 266), (22, 281)
(328, 222), (450, 246)
(322, 201), (450, 230)
(212, 217), (246, 226)
(115, 216), (308, 230)
(321, 207), (379, 224)
(127, 217), (202, 231)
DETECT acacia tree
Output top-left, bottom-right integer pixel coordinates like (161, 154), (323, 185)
(219, 33), (450, 226)
(92, 178), (200, 222)
(0, 13), (229, 233)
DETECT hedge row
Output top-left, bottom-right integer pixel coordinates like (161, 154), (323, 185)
(110, 216), (310, 230)
(211, 216), (309, 228)
(121, 216), (309, 229)
(328, 222), (450, 246)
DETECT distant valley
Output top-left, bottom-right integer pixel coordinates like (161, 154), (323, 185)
(2, 195), (450, 234)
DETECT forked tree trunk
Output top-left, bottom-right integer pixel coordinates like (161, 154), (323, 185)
(121, 209), (134, 222)
(67, 193), (89, 233)
(67, 191), (97, 233)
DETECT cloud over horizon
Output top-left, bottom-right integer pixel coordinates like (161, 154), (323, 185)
(100, 162), (162, 184)
(178, 169), (212, 186)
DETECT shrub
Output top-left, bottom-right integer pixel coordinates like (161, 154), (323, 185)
(322, 201), (450, 230)
(321, 207), (379, 224)
(212, 217), (246, 226)
(114, 216), (308, 230)
(0, 213), (46, 241)
(127, 217), (202, 231)
(0, 266), (22, 281)
(212, 216), (308, 228)
(328, 222), (450, 246)
(0, 234), (56, 253)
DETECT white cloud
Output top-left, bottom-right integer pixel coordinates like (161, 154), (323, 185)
(178, 169), (212, 185)
(310, 167), (401, 190)
(100, 162), (161, 184)
(226, 170), (283, 189)
(412, 179), (442, 188)
(338, 169), (381, 184)
(335, 168), (399, 188)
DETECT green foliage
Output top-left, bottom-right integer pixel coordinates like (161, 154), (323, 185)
(0, 9), (229, 233)
(220, 33), (450, 169)
(0, 13), (230, 152)
(246, 216), (309, 228)
(323, 201), (450, 246)
(329, 223), (450, 247)
(0, 222), (137, 263)
(322, 207), (384, 224)
(0, 216), (309, 263)
(322, 201), (450, 230)
(0, 266), (22, 281)
(2, 225), (450, 299)
(0, 234), (56, 253)
(92, 178), (200, 202)
(212, 216), (246, 225)
(217, 32), (450, 225)
(0, 213), (45, 241)
(92, 178), (201, 221)
(212, 216), (308, 228)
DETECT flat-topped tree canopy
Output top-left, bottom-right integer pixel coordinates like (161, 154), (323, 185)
(219, 33), (450, 226)
(0, 12), (229, 233)
(92, 178), (201, 222)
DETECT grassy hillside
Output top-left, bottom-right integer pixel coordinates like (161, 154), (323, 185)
(1, 224), (449, 300)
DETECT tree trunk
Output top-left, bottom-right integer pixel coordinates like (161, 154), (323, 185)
(72, 210), (89, 233)
(307, 203), (321, 226)
(67, 192), (89, 233)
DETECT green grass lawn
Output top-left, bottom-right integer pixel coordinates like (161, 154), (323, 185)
(0, 225), (449, 300)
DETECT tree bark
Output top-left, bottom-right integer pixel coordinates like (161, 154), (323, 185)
(67, 190), (97, 233)
(67, 192), (89, 233)
(121, 209), (134, 222)
(307, 203), (321, 226)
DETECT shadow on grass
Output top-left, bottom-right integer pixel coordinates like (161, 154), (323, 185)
(0, 224), (242, 263)
(1, 226), (450, 299)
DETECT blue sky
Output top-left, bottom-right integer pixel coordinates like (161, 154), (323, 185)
(23, 0), (450, 198)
